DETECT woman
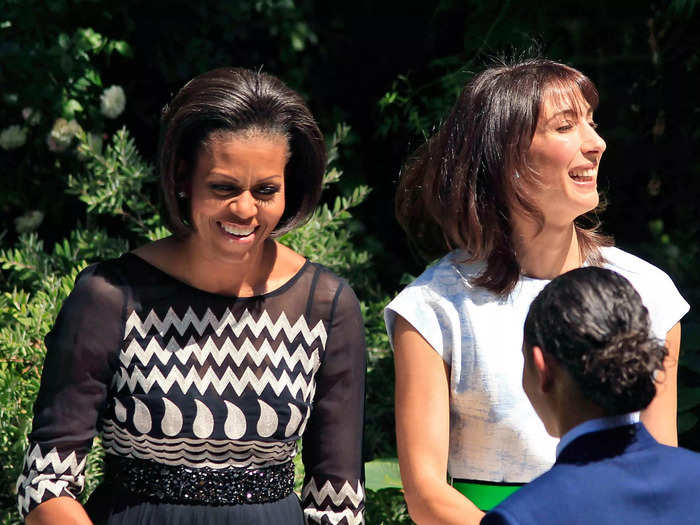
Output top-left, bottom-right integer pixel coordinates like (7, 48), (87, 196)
(483, 267), (700, 524)
(18, 68), (366, 525)
(385, 58), (689, 524)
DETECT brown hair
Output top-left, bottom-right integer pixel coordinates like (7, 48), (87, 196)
(158, 67), (326, 238)
(396, 58), (612, 295)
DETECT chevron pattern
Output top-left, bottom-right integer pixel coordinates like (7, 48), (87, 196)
(302, 478), (364, 507)
(122, 336), (321, 371)
(302, 477), (365, 525)
(116, 364), (317, 398)
(125, 308), (327, 346)
(16, 446), (87, 515)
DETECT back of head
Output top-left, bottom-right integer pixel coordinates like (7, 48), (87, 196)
(524, 267), (667, 415)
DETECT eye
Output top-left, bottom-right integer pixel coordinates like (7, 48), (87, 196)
(556, 122), (574, 132)
(588, 120), (599, 129)
(254, 184), (281, 197)
(210, 184), (241, 195)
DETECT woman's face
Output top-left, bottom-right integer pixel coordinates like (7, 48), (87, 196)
(186, 132), (289, 263)
(523, 90), (606, 227)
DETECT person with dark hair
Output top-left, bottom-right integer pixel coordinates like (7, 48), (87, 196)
(18, 68), (366, 525)
(385, 58), (689, 524)
(482, 267), (700, 524)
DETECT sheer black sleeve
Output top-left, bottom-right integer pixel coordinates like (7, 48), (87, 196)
(301, 277), (366, 525)
(16, 263), (125, 518)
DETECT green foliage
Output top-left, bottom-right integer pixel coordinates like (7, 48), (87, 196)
(365, 488), (411, 525)
(281, 124), (374, 290)
(67, 128), (162, 240)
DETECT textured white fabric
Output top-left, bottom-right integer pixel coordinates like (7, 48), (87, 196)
(385, 246), (689, 483)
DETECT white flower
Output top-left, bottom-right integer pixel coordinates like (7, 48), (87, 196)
(100, 85), (126, 119)
(15, 210), (45, 234)
(0, 125), (28, 150)
(47, 118), (83, 152)
(22, 107), (42, 126)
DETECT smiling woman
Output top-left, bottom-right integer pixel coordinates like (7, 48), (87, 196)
(386, 58), (689, 525)
(18, 68), (367, 525)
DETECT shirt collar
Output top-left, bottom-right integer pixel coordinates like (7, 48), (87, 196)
(555, 412), (639, 459)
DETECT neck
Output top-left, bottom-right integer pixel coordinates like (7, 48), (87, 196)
(555, 401), (608, 438)
(512, 219), (582, 280)
(551, 373), (607, 437)
(181, 237), (277, 296)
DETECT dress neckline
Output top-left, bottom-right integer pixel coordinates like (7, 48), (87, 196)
(123, 252), (311, 300)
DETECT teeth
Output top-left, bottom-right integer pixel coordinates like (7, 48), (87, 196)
(221, 223), (255, 236)
(569, 168), (596, 180)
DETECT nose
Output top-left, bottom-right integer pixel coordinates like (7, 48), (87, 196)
(229, 191), (257, 220)
(582, 124), (606, 156)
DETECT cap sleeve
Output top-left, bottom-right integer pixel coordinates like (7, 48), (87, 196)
(647, 267), (690, 340)
(301, 279), (366, 524)
(602, 248), (690, 340)
(384, 260), (464, 366)
(16, 263), (125, 518)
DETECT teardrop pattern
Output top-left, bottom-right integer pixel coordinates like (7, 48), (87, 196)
(297, 406), (311, 436)
(284, 403), (302, 437)
(132, 397), (152, 434)
(257, 400), (278, 438)
(114, 398), (127, 423)
(193, 399), (214, 438)
(223, 401), (247, 439)
(161, 398), (183, 437)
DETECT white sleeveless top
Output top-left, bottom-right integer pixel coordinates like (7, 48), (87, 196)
(384, 246), (690, 483)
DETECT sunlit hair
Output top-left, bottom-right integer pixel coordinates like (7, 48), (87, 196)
(524, 267), (667, 415)
(159, 67), (326, 239)
(396, 57), (612, 295)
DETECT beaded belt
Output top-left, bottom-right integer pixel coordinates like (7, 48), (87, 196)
(105, 455), (295, 506)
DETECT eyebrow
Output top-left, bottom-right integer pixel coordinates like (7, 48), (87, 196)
(207, 172), (284, 182)
(546, 107), (594, 123)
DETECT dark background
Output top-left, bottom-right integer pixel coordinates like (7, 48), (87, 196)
(2, 0), (699, 454)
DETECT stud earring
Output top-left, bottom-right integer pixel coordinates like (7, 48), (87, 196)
(513, 171), (520, 180)
(177, 191), (187, 199)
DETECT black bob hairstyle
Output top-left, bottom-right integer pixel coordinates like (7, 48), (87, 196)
(524, 267), (668, 415)
(158, 67), (326, 238)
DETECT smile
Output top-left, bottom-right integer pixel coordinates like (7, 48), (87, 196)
(218, 222), (257, 238)
(568, 167), (597, 183)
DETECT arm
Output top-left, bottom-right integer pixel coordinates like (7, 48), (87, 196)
(17, 265), (124, 522)
(393, 315), (484, 525)
(25, 497), (92, 525)
(640, 322), (681, 446)
(301, 281), (366, 524)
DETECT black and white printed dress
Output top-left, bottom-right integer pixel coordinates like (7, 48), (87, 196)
(17, 253), (366, 524)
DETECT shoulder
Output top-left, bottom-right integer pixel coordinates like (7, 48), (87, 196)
(600, 246), (689, 336)
(70, 256), (130, 306)
(654, 441), (700, 469)
(387, 250), (489, 310)
(305, 262), (354, 300)
(384, 251), (491, 356)
(601, 246), (672, 282)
